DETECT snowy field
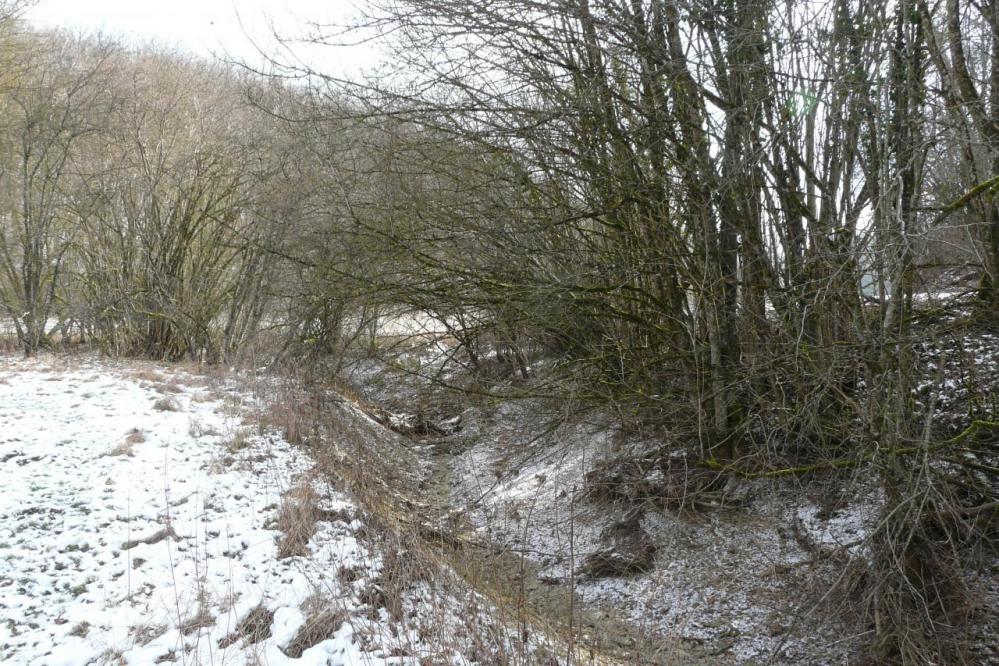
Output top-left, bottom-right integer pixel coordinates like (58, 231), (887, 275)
(0, 356), (439, 665)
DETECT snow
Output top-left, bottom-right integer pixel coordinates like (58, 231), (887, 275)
(374, 312), (449, 338)
(914, 330), (999, 431)
(311, 314), (999, 663)
(0, 356), (477, 665)
(795, 501), (878, 555)
(446, 399), (887, 664)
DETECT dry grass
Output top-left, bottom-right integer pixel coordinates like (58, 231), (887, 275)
(131, 368), (166, 384)
(358, 544), (427, 624)
(223, 429), (251, 453)
(165, 366), (214, 388)
(298, 390), (654, 665)
(216, 394), (247, 418)
(0, 336), (19, 354)
(218, 605), (274, 649)
(176, 365), (640, 664)
(121, 526), (177, 551)
(188, 417), (220, 438)
(151, 380), (184, 394)
(93, 363), (629, 665)
(250, 396), (312, 446)
(283, 599), (346, 658)
(168, 359), (229, 382)
(68, 621), (90, 638)
(98, 648), (125, 665)
(153, 396), (181, 412)
(191, 390), (218, 403)
(178, 607), (214, 636)
(275, 479), (322, 559)
(105, 428), (146, 457)
(130, 623), (166, 646)
(132, 364), (221, 401)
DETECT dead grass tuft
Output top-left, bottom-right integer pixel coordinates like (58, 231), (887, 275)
(359, 543), (428, 624)
(130, 623), (166, 646)
(153, 396), (181, 412)
(178, 607), (214, 635)
(104, 428), (146, 457)
(99, 648), (125, 665)
(68, 621), (90, 637)
(152, 380), (184, 395)
(223, 429), (251, 453)
(218, 394), (246, 418)
(338, 564), (364, 585)
(218, 605), (274, 648)
(131, 369), (165, 384)
(251, 397), (312, 446)
(188, 418), (220, 438)
(165, 366), (214, 389)
(282, 607), (347, 657)
(106, 444), (132, 458)
(275, 480), (322, 559)
(121, 526), (177, 551)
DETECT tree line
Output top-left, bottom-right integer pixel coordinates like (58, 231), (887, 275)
(0, 9), (346, 362)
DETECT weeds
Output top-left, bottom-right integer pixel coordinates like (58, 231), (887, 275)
(179, 607), (214, 636)
(275, 479), (321, 559)
(152, 396), (180, 412)
(105, 428), (145, 457)
(187, 417), (219, 438)
(218, 605), (273, 648)
(283, 603), (346, 657)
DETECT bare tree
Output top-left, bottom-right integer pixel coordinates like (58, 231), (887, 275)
(0, 31), (118, 355)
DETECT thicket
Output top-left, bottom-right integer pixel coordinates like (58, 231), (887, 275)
(0, 0), (997, 662)
(256, 1), (999, 661)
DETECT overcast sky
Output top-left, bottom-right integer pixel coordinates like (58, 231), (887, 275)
(25, 0), (379, 74)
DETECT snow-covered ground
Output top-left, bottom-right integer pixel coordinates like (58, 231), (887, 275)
(446, 400), (884, 664)
(0, 356), (499, 666)
(332, 297), (999, 664)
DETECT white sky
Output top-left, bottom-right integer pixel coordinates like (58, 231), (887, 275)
(25, 0), (380, 75)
